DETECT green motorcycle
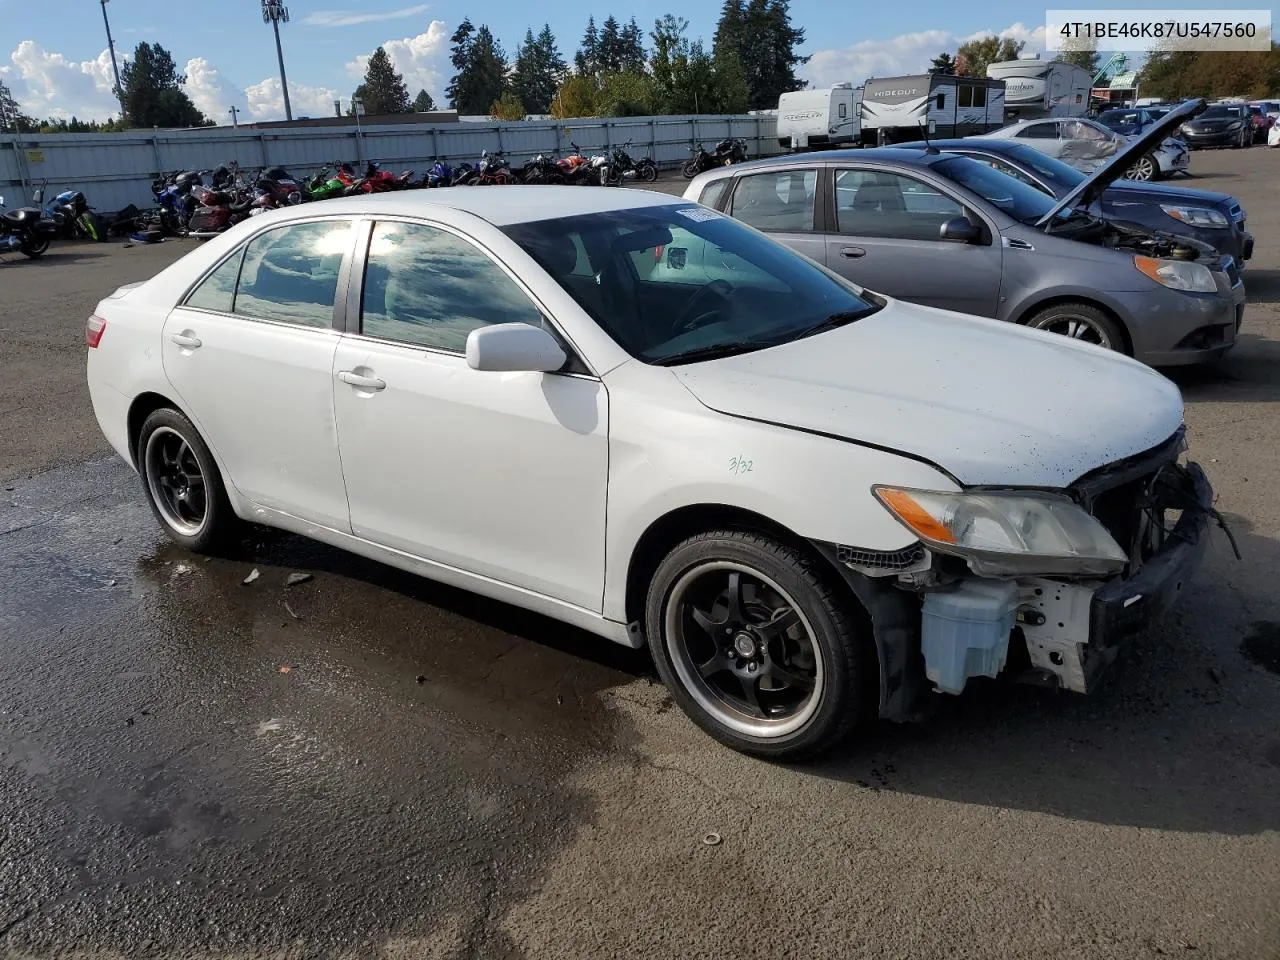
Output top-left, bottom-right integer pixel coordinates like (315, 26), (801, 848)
(303, 167), (350, 201)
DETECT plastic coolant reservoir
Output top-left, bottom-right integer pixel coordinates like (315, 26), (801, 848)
(920, 580), (1019, 695)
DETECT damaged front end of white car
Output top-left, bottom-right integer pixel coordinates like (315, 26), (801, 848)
(816, 429), (1225, 715)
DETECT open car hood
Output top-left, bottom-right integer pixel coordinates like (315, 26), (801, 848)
(1035, 98), (1206, 228)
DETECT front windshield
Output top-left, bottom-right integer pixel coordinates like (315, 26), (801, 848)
(997, 144), (1086, 191)
(1099, 110), (1143, 131)
(1200, 105), (1236, 120)
(929, 155), (1061, 226)
(502, 205), (881, 365)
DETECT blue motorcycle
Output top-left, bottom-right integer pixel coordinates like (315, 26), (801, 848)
(423, 157), (454, 188)
(152, 169), (205, 236)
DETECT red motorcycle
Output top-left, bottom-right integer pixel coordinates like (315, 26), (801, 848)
(254, 166), (305, 207)
(187, 182), (255, 237)
(338, 161), (415, 193)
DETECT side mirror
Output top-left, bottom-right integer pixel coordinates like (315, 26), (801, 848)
(466, 323), (567, 373)
(32, 188), (43, 204)
(939, 216), (980, 243)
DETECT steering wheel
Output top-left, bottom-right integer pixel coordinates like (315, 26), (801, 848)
(674, 279), (735, 333)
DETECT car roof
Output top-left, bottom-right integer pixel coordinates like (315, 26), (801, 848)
(247, 186), (683, 227)
(694, 147), (943, 181)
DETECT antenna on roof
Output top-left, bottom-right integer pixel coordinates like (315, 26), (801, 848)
(918, 119), (938, 154)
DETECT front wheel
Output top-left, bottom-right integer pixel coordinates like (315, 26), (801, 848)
(1125, 154), (1157, 181)
(645, 531), (875, 759)
(638, 162), (658, 183)
(1024, 301), (1126, 353)
(138, 408), (240, 554)
(682, 159), (700, 179)
(20, 235), (50, 258)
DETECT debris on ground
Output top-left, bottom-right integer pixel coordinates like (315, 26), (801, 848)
(284, 601), (301, 620)
(173, 563), (192, 577)
(242, 569), (260, 585)
(278, 665), (292, 674)
(285, 572), (313, 587)
(702, 832), (722, 846)
(415, 675), (426, 684)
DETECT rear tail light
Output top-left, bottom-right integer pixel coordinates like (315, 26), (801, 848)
(86, 314), (107, 348)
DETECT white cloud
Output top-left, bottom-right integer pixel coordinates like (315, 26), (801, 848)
(183, 57), (248, 122)
(305, 5), (431, 28)
(244, 76), (343, 120)
(344, 20), (449, 103)
(804, 22), (1048, 89)
(1, 41), (122, 120)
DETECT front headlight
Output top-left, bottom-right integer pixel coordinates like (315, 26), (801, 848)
(1134, 255), (1217, 293)
(1227, 121), (1243, 130)
(1160, 204), (1229, 228)
(873, 487), (1128, 577)
(1180, 124), (1194, 134)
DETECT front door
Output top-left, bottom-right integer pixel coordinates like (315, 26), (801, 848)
(161, 218), (354, 529)
(824, 167), (1003, 317)
(330, 219), (609, 611)
(724, 168), (828, 265)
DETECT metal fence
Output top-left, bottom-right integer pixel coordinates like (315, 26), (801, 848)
(0, 114), (781, 214)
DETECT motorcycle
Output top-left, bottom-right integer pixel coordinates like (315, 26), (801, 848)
(254, 166), (305, 208)
(423, 157), (455, 188)
(41, 186), (107, 241)
(682, 138), (749, 179)
(152, 169), (204, 236)
(471, 150), (515, 185)
(601, 140), (658, 186)
(555, 143), (594, 185)
(303, 166), (349, 201)
(517, 154), (566, 185)
(0, 189), (59, 258)
(186, 182), (255, 237)
(342, 161), (415, 193)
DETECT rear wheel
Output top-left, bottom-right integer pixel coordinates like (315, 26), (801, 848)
(638, 162), (658, 182)
(1125, 154), (1157, 181)
(20, 235), (49, 258)
(645, 531), (875, 759)
(1024, 301), (1126, 353)
(682, 159), (700, 179)
(138, 408), (240, 554)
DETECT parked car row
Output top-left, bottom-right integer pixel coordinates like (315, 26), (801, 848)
(87, 99), (1228, 757)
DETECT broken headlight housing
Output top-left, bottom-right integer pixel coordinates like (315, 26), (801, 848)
(872, 486), (1128, 577)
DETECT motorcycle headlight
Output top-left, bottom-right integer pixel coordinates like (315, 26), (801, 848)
(1134, 255), (1217, 293)
(1159, 204), (1229, 228)
(873, 487), (1128, 577)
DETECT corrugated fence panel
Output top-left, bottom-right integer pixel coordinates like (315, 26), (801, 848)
(0, 114), (781, 215)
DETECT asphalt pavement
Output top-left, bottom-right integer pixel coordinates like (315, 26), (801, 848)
(1, 150), (1278, 959)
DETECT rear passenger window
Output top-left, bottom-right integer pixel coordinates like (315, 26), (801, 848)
(235, 220), (351, 327)
(185, 248), (244, 313)
(698, 178), (731, 211)
(730, 170), (817, 232)
(360, 221), (543, 353)
(834, 170), (964, 241)
(1016, 122), (1058, 139)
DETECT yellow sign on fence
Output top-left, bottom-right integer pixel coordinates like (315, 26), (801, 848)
(24, 150), (44, 164)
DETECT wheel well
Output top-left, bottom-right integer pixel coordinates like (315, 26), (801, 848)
(1014, 295), (1134, 356)
(623, 504), (864, 633)
(126, 391), (180, 467)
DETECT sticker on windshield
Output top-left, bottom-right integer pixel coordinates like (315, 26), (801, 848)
(675, 206), (721, 223)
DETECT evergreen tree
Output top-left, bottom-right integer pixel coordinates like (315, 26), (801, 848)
(490, 90), (525, 120)
(599, 16), (624, 73)
(447, 20), (507, 115)
(619, 19), (647, 72)
(512, 25), (565, 115)
(353, 47), (411, 115)
(929, 52), (957, 75)
(550, 74), (599, 118)
(955, 36), (1024, 77)
(1057, 46), (1100, 78)
(713, 0), (746, 59)
(412, 89), (436, 111)
(712, 49), (750, 113)
(739, 0), (807, 110)
(575, 17), (601, 76)
(0, 79), (35, 132)
(446, 19), (476, 110)
(120, 42), (208, 128)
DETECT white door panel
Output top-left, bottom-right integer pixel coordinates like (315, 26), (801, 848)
(332, 337), (609, 610)
(161, 309), (349, 528)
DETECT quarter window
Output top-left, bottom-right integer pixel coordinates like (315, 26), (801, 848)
(185, 248), (244, 313)
(834, 170), (965, 241)
(1016, 122), (1059, 139)
(360, 221), (544, 353)
(698, 178), (732, 211)
(235, 220), (351, 327)
(730, 170), (818, 232)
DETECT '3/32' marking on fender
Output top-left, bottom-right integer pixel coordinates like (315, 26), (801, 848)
(729, 456), (754, 476)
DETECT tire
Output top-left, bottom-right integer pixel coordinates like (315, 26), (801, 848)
(682, 159), (700, 179)
(1125, 154), (1157, 182)
(137, 408), (240, 554)
(644, 530), (875, 760)
(20, 235), (50, 258)
(1023, 301), (1127, 354)
(639, 162), (658, 183)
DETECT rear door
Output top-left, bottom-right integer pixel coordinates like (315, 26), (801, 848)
(725, 167), (827, 264)
(824, 167), (1002, 316)
(161, 218), (355, 530)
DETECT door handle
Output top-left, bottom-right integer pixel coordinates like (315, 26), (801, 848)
(839, 247), (866, 259)
(337, 370), (386, 391)
(170, 333), (202, 349)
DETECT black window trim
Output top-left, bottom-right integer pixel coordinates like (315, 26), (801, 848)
(829, 163), (995, 246)
(343, 213), (598, 379)
(957, 150), (1053, 196)
(178, 213), (358, 335)
(725, 165), (825, 235)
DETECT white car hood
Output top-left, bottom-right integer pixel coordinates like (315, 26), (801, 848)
(671, 302), (1184, 488)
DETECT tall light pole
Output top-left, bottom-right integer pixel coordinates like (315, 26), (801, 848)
(100, 0), (126, 119)
(261, 1), (293, 122)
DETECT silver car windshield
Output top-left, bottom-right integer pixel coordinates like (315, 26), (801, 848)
(930, 156), (1063, 226)
(503, 205), (881, 366)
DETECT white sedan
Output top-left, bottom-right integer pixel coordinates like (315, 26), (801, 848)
(87, 188), (1214, 759)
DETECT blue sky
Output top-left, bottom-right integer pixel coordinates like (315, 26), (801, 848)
(0, 0), (1193, 122)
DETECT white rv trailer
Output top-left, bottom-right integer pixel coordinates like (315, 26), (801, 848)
(986, 58), (1092, 119)
(858, 73), (1005, 144)
(776, 84), (861, 150)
